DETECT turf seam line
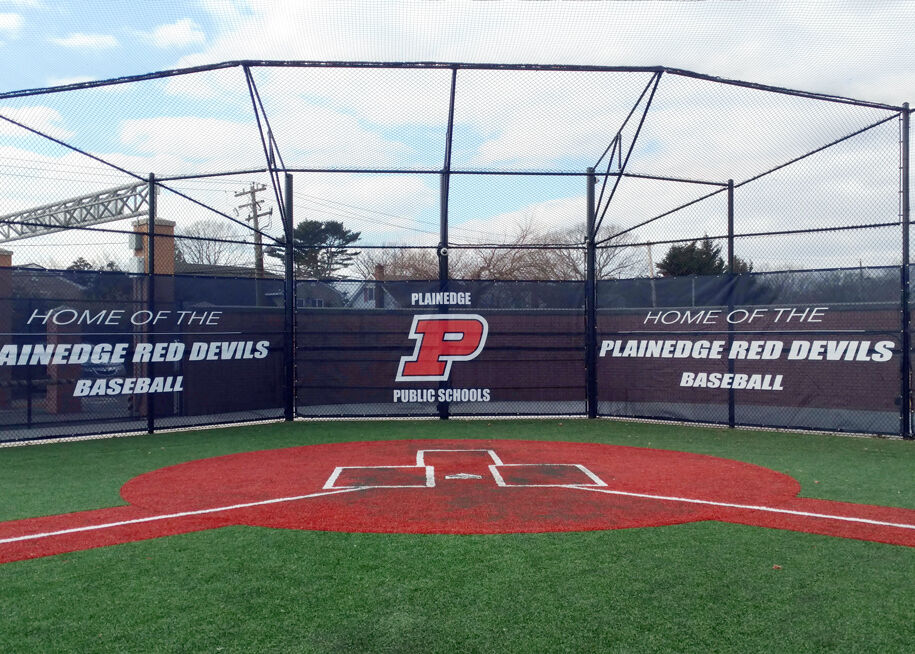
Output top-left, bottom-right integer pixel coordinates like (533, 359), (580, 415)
(569, 486), (915, 530)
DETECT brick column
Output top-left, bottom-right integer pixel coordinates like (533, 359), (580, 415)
(0, 249), (11, 408)
(131, 218), (176, 418)
(132, 218), (176, 275)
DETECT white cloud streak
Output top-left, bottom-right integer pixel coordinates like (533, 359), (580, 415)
(51, 32), (119, 50)
(0, 12), (23, 38)
(150, 18), (205, 49)
(176, 0), (915, 106)
(0, 105), (73, 140)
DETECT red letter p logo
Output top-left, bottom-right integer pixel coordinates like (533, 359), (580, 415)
(396, 314), (489, 382)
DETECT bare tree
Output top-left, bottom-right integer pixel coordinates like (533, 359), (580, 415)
(539, 222), (645, 280)
(458, 220), (547, 280)
(176, 219), (249, 267)
(460, 219), (644, 280)
(351, 220), (644, 281)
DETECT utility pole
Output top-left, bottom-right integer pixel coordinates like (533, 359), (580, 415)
(234, 182), (272, 278)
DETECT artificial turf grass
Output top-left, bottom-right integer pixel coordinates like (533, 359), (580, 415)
(2, 421), (910, 653)
(0, 523), (912, 654)
(0, 418), (912, 522)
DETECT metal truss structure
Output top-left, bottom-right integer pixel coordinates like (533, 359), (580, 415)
(0, 183), (149, 243)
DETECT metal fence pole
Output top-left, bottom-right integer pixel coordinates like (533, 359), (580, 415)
(146, 172), (156, 435)
(439, 173), (450, 287)
(727, 179), (736, 429)
(901, 104), (911, 439)
(284, 172), (295, 422)
(585, 167), (598, 418)
(26, 299), (33, 429)
(437, 67), (458, 421)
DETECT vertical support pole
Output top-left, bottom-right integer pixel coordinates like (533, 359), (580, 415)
(439, 174), (450, 287)
(146, 173), (156, 435)
(727, 179), (736, 429)
(26, 298), (33, 428)
(437, 67), (458, 421)
(901, 104), (911, 439)
(585, 168), (598, 419)
(284, 173), (295, 422)
(0, 249), (11, 413)
(727, 180), (735, 272)
(439, 67), (457, 291)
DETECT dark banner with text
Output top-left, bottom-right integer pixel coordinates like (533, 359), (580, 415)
(295, 280), (585, 417)
(0, 267), (285, 441)
(597, 269), (902, 434)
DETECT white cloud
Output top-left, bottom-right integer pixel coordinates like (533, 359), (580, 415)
(0, 105), (73, 140)
(118, 116), (263, 172)
(52, 32), (119, 50)
(176, 0), (914, 107)
(255, 87), (420, 169)
(0, 12), (23, 38)
(150, 18), (205, 49)
(162, 66), (438, 170)
(153, 1), (910, 182)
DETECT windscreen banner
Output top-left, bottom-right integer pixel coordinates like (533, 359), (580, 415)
(2, 267), (906, 442)
(295, 280), (586, 418)
(596, 269), (902, 434)
(0, 267), (285, 442)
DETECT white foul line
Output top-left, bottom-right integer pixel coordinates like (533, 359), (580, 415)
(569, 486), (915, 531)
(0, 487), (366, 546)
(4, 484), (913, 548)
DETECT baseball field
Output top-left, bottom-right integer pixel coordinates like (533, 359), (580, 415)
(1, 418), (912, 652)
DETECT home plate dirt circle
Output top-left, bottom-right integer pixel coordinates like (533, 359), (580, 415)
(120, 439), (801, 534)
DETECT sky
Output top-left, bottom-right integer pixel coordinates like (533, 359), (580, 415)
(0, 0), (912, 272)
(1, 1), (912, 103)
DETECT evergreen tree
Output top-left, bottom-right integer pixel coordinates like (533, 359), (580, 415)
(267, 220), (361, 279)
(67, 257), (93, 271)
(656, 237), (751, 276)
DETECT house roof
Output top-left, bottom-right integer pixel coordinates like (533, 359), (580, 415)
(174, 261), (282, 279)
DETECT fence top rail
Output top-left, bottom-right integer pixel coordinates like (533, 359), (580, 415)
(0, 60), (906, 113)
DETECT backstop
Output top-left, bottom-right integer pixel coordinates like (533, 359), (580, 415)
(0, 62), (910, 441)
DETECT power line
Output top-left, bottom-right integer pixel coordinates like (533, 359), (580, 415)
(292, 190), (506, 239)
(0, 158), (511, 242)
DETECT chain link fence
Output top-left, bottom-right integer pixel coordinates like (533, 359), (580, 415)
(0, 62), (909, 441)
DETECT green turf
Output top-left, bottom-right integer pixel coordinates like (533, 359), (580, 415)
(0, 525), (911, 653)
(1, 419), (912, 653)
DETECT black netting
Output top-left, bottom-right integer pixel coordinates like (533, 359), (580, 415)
(0, 62), (909, 440)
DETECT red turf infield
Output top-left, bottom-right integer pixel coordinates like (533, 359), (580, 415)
(1, 439), (913, 563)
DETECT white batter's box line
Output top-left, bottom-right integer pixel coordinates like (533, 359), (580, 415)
(415, 449), (504, 466)
(323, 465), (435, 490)
(488, 464), (608, 488)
